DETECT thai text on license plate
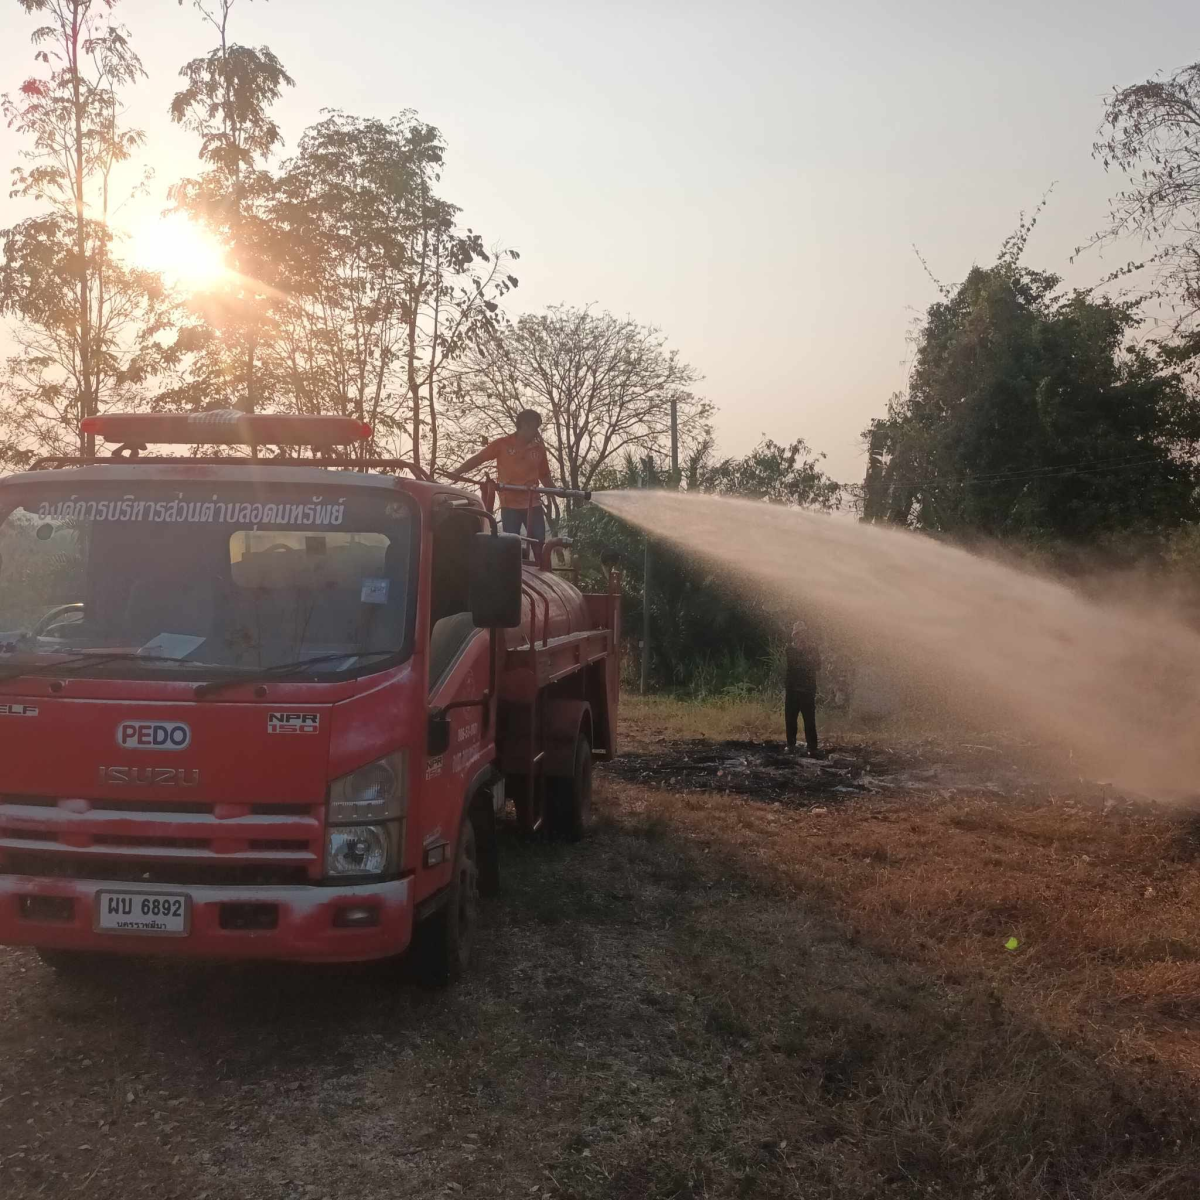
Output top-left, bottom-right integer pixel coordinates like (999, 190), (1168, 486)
(96, 891), (190, 935)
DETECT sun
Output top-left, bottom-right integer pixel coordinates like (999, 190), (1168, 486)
(129, 214), (228, 292)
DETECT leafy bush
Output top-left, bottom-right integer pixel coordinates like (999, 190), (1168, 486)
(562, 441), (843, 694)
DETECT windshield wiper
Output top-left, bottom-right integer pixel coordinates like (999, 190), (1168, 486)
(0, 652), (201, 685)
(193, 650), (403, 699)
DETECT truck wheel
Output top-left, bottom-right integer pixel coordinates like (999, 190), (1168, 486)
(412, 812), (479, 988)
(547, 734), (593, 841)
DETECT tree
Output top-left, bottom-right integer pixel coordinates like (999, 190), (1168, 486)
(447, 305), (709, 492)
(1, 0), (159, 461)
(1087, 63), (1200, 362)
(166, 0), (293, 413)
(247, 111), (516, 464)
(1, 217), (172, 464)
(379, 119), (517, 471)
(861, 415), (893, 523)
(861, 246), (1200, 543)
(567, 439), (842, 690)
(697, 436), (843, 509)
(253, 112), (413, 454)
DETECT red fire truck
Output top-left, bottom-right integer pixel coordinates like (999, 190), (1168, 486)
(0, 413), (620, 984)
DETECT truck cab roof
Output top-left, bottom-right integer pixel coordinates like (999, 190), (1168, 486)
(0, 462), (479, 509)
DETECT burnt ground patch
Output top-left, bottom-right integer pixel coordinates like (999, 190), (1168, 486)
(601, 735), (1110, 807)
(604, 737), (874, 800)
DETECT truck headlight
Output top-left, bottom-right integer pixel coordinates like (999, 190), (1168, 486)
(324, 752), (407, 879)
(327, 751), (407, 823)
(325, 825), (393, 877)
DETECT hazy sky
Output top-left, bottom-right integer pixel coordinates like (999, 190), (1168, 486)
(2, 0), (1198, 481)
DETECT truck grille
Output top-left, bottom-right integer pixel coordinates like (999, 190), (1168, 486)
(0, 796), (323, 885)
(4, 850), (310, 887)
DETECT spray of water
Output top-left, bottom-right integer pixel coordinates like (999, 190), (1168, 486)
(595, 490), (1200, 798)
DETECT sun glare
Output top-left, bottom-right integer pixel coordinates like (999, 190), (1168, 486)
(130, 215), (228, 291)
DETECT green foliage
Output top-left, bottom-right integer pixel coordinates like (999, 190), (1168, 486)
(698, 436), (843, 509)
(165, 0), (294, 415)
(1, 0), (155, 462)
(566, 441), (843, 691)
(569, 496), (775, 692)
(260, 111), (517, 464)
(861, 247), (1200, 544)
(1, 214), (174, 464)
(170, 44), (293, 175)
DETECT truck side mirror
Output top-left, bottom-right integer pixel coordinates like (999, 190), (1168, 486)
(469, 532), (523, 628)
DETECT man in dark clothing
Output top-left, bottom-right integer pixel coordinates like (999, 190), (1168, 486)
(785, 619), (822, 757)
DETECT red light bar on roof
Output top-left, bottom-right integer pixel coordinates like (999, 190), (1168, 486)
(80, 412), (373, 446)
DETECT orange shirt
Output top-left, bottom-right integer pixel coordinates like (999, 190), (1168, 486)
(482, 434), (551, 508)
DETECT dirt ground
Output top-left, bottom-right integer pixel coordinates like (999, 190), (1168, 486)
(5, 697), (1200, 1199)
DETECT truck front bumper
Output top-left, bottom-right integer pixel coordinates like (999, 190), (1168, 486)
(0, 874), (413, 963)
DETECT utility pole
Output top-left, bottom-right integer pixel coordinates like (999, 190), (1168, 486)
(640, 454), (653, 695)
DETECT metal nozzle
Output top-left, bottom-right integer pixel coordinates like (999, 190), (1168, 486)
(532, 486), (593, 501)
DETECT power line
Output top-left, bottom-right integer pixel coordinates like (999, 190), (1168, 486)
(938, 453), (1162, 485)
(850, 451), (1181, 493)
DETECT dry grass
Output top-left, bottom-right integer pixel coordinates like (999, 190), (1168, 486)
(623, 692), (881, 745)
(621, 691), (783, 742)
(625, 695), (1200, 1081)
(619, 696), (1200, 1080)
(597, 772), (1200, 1198)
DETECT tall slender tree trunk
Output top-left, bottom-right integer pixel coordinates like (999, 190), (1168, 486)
(407, 300), (420, 469)
(217, 4), (255, 415)
(427, 234), (441, 473)
(407, 171), (432, 470)
(71, 3), (94, 456)
(247, 341), (258, 458)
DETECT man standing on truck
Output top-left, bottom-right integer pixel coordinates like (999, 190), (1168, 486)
(455, 410), (555, 557)
(785, 619), (823, 758)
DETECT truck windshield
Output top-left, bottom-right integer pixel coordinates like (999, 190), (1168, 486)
(0, 482), (417, 680)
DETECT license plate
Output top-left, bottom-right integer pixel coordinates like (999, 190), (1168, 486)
(95, 891), (190, 936)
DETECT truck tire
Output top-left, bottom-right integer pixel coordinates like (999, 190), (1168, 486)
(547, 733), (593, 841)
(412, 812), (479, 988)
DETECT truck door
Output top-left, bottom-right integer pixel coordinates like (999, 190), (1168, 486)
(425, 500), (493, 789)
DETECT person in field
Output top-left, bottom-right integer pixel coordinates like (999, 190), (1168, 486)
(785, 619), (823, 757)
(455, 409), (555, 556)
